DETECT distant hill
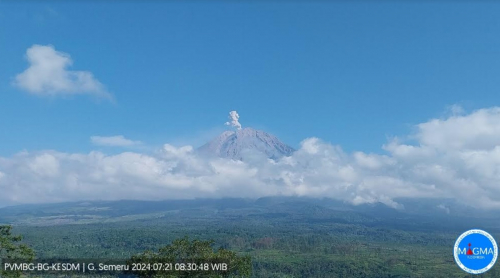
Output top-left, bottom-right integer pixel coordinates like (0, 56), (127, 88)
(1, 197), (499, 232)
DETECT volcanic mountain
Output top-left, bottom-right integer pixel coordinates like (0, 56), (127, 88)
(197, 127), (295, 160)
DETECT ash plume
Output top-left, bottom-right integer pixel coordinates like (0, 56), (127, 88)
(225, 111), (242, 130)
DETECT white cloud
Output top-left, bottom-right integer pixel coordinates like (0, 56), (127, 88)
(28, 153), (60, 177)
(90, 136), (142, 147)
(2, 107), (500, 209)
(13, 45), (111, 98)
(415, 107), (500, 151)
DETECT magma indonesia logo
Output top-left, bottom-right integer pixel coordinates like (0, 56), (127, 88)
(454, 229), (498, 274)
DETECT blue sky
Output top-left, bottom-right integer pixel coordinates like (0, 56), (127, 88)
(4, 2), (500, 207)
(1, 1), (500, 155)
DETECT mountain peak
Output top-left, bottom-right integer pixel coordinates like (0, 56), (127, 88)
(198, 128), (295, 160)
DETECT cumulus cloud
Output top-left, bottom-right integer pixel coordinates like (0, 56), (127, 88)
(90, 136), (142, 147)
(2, 107), (500, 209)
(13, 45), (111, 98)
(415, 107), (500, 151)
(225, 111), (242, 130)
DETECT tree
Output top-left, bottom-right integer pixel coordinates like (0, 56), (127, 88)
(0, 225), (35, 278)
(127, 236), (251, 277)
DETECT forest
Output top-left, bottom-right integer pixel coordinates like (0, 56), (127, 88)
(1, 197), (499, 277)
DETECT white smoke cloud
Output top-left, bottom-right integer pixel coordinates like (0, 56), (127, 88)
(225, 111), (242, 130)
(13, 45), (111, 99)
(2, 107), (500, 210)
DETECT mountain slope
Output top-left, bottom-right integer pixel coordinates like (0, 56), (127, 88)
(197, 128), (295, 160)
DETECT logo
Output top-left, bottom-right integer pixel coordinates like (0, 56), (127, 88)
(454, 229), (498, 274)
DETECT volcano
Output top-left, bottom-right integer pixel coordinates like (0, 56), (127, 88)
(197, 127), (295, 160)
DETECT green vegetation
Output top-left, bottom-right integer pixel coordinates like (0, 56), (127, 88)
(14, 220), (500, 278)
(127, 237), (251, 277)
(1, 198), (500, 277)
(0, 225), (35, 278)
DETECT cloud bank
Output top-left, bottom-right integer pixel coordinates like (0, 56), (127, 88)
(91, 136), (142, 147)
(13, 45), (111, 98)
(2, 107), (500, 209)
